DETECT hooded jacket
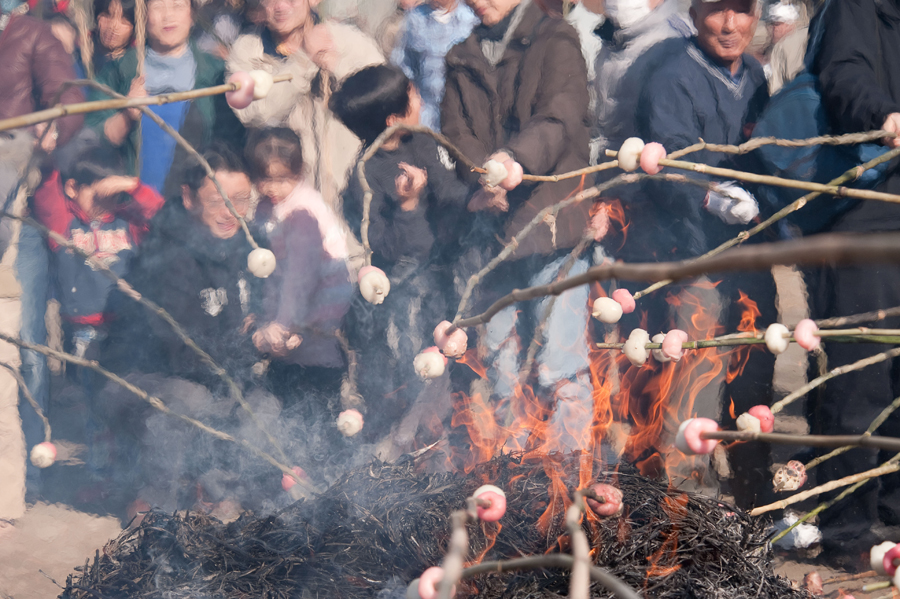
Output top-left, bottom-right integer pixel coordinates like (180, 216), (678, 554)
(440, 1), (592, 257)
(0, 14), (84, 146)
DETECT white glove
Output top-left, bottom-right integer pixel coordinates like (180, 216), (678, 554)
(705, 181), (759, 225)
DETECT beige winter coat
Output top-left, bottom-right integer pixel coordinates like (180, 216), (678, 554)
(227, 22), (384, 209)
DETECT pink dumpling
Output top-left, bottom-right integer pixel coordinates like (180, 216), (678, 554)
(662, 329), (688, 362)
(433, 320), (468, 358)
(793, 318), (820, 351)
(226, 71), (255, 109)
(418, 567), (453, 599)
(611, 288), (636, 314)
(679, 417), (719, 455)
(748, 405), (774, 433)
(640, 142), (667, 175)
(586, 482), (623, 517)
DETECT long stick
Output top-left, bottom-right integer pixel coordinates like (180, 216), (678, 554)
(0, 361), (51, 443)
(750, 459), (900, 516)
(770, 347), (900, 414)
(0, 332), (315, 494)
(601, 151), (900, 204)
(633, 144), (900, 299)
(448, 232), (900, 332)
(0, 75), (292, 134)
(769, 477), (872, 544)
(459, 554), (640, 599)
(702, 429), (900, 453)
(752, 462), (900, 517)
(805, 396), (900, 471)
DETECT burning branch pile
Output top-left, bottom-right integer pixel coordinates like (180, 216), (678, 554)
(61, 454), (809, 599)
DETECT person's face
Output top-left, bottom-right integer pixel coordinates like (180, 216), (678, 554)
(387, 86), (423, 129)
(255, 161), (299, 206)
(691, 0), (758, 70)
(182, 171), (253, 240)
(97, 0), (134, 52)
(768, 20), (793, 44)
(146, 0), (192, 54)
(263, 0), (317, 37)
(465, 0), (522, 25)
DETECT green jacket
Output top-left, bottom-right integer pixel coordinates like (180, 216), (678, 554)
(87, 42), (244, 195)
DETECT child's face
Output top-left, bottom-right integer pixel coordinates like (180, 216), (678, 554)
(387, 86), (423, 129)
(64, 179), (116, 218)
(256, 162), (300, 206)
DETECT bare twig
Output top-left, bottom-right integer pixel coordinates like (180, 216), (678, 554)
(438, 510), (469, 599)
(0, 75), (292, 133)
(566, 493), (591, 599)
(816, 305), (900, 328)
(0, 332), (316, 494)
(0, 361), (51, 443)
(805, 395), (900, 471)
(666, 131), (896, 160)
(821, 571), (879, 586)
(702, 429), (900, 453)
(449, 233), (900, 331)
(770, 477), (872, 544)
(459, 555), (641, 599)
(634, 144), (900, 299)
(750, 459), (900, 516)
(594, 328), (900, 350)
(770, 347), (900, 414)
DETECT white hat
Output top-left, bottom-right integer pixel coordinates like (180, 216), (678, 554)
(767, 1), (800, 22)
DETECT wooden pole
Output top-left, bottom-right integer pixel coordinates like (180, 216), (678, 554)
(0, 75), (292, 133)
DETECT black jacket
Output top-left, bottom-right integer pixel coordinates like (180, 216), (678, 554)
(814, 0), (900, 232)
(102, 202), (259, 387)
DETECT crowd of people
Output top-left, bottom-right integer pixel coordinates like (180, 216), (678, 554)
(1, 0), (899, 569)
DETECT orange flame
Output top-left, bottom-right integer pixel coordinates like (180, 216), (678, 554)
(726, 291), (761, 384)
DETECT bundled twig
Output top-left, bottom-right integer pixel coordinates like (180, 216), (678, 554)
(61, 455), (797, 599)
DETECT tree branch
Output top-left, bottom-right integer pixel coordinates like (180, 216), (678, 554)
(451, 232), (900, 331)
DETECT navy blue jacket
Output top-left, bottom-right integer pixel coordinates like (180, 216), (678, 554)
(623, 38), (768, 261)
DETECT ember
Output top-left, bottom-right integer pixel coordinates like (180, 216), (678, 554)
(62, 454), (808, 598)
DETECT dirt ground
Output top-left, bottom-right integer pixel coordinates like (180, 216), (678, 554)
(0, 267), (890, 599)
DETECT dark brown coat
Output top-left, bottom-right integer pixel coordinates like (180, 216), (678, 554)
(0, 14), (84, 146)
(440, 2), (591, 257)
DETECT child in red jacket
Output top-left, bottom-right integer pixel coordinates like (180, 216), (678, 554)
(34, 143), (164, 356)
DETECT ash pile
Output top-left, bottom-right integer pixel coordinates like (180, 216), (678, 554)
(61, 453), (809, 599)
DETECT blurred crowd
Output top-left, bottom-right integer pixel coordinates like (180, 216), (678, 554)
(1, 0), (899, 568)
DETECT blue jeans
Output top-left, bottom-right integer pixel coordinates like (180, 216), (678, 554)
(480, 254), (594, 452)
(15, 222), (50, 491)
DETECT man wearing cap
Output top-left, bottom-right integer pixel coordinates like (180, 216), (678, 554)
(615, 0), (777, 508)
